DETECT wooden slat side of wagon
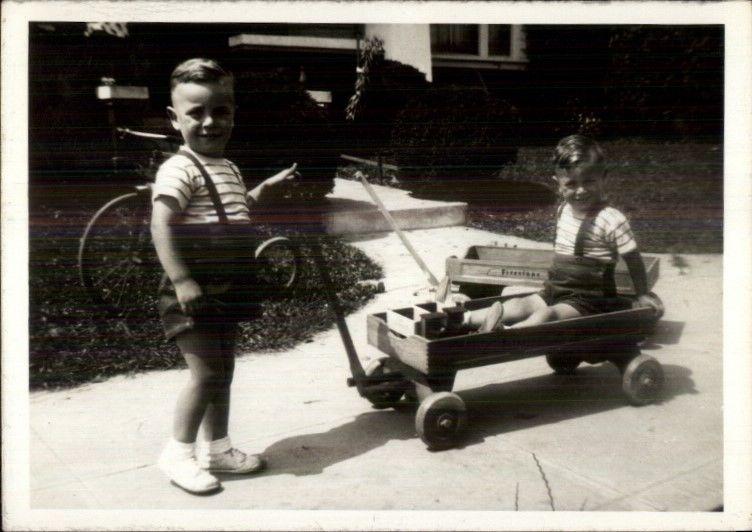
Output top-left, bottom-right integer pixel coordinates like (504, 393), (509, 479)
(445, 246), (660, 296)
(365, 290), (664, 450)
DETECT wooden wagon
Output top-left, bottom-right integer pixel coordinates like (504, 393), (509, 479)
(316, 245), (664, 451)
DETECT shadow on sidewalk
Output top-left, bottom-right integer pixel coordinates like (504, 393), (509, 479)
(458, 362), (697, 447)
(219, 362), (696, 481)
(218, 408), (418, 481)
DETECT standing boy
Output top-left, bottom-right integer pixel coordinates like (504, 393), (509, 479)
(151, 58), (298, 494)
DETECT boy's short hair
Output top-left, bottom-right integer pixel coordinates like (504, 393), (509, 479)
(170, 58), (233, 91)
(553, 134), (604, 171)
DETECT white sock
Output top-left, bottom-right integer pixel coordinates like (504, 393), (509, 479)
(163, 438), (195, 461)
(207, 436), (232, 455)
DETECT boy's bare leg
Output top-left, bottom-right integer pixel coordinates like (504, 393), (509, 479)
(173, 327), (231, 443)
(465, 293), (548, 328)
(199, 324), (237, 442)
(508, 302), (581, 328)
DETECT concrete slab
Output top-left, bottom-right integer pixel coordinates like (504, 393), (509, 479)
(324, 178), (467, 235)
(26, 224), (724, 520)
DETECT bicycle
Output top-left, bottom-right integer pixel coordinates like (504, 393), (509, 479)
(77, 126), (303, 318)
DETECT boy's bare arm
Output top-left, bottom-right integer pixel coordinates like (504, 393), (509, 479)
(247, 163), (299, 204)
(151, 197), (203, 312)
(622, 249), (652, 303)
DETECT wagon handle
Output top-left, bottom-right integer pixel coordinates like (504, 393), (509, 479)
(310, 239), (369, 392)
(357, 172), (439, 286)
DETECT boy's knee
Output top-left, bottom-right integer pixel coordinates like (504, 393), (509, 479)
(516, 293), (547, 314)
(533, 306), (556, 322)
(550, 303), (582, 321)
(190, 364), (230, 389)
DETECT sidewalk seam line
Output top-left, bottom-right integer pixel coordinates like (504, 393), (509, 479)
(31, 425), (104, 506)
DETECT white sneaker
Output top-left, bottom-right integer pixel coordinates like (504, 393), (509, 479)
(198, 448), (266, 474)
(158, 453), (220, 494)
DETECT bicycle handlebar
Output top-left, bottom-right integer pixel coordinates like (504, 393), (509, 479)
(116, 127), (180, 144)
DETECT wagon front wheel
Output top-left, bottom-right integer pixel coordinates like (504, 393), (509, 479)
(363, 357), (405, 409)
(622, 354), (664, 406)
(415, 392), (467, 450)
(546, 353), (581, 375)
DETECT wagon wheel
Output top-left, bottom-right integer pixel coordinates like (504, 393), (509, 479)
(621, 354), (664, 406)
(415, 392), (467, 451)
(78, 191), (160, 317)
(545, 353), (581, 375)
(363, 357), (406, 409)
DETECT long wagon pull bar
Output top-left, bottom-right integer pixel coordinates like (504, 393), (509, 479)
(310, 241), (366, 387)
(357, 172), (439, 287)
(310, 240), (403, 401)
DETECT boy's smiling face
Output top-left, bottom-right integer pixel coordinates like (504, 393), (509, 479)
(554, 163), (606, 213)
(168, 78), (234, 157)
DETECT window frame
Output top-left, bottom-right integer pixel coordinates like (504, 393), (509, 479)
(430, 24), (527, 67)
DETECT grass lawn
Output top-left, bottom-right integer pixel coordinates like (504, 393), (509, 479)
(467, 139), (723, 254)
(29, 196), (383, 390)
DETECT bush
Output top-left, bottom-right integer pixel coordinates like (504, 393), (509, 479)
(390, 86), (520, 192)
(605, 26), (723, 139)
(521, 25), (723, 141)
(346, 57), (431, 155)
(230, 69), (341, 206)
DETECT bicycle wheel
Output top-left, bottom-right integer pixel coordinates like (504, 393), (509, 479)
(78, 191), (160, 317)
(254, 236), (303, 295)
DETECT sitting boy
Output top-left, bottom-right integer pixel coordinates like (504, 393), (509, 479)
(463, 134), (656, 332)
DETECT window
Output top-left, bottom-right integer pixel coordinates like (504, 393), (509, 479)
(488, 25), (512, 56)
(430, 25), (479, 55)
(430, 24), (527, 68)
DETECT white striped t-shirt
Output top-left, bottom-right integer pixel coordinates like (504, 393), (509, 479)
(152, 147), (251, 224)
(554, 203), (637, 263)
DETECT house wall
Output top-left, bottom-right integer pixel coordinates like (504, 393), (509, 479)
(365, 24), (432, 82)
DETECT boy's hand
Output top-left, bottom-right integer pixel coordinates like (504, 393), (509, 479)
(247, 163), (301, 204)
(174, 277), (203, 315)
(636, 292), (664, 319)
(267, 163), (300, 187)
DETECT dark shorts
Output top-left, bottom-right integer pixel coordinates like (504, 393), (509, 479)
(538, 282), (632, 317)
(158, 274), (263, 340)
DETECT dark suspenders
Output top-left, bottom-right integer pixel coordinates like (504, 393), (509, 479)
(173, 150), (262, 319)
(556, 201), (606, 257)
(552, 201), (616, 296)
(178, 148), (229, 224)
(574, 203), (605, 257)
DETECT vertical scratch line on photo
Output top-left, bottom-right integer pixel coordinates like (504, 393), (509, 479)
(532, 452), (555, 511)
(514, 481), (519, 511)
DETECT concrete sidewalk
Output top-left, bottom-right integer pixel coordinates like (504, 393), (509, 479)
(29, 225), (722, 513)
(323, 177), (467, 235)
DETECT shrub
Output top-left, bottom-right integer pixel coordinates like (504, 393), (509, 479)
(390, 86), (520, 192)
(346, 53), (431, 155)
(605, 26), (723, 139)
(230, 69), (340, 206)
(520, 25), (723, 141)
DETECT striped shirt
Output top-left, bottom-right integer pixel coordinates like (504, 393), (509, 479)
(554, 203), (637, 263)
(152, 147), (251, 224)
